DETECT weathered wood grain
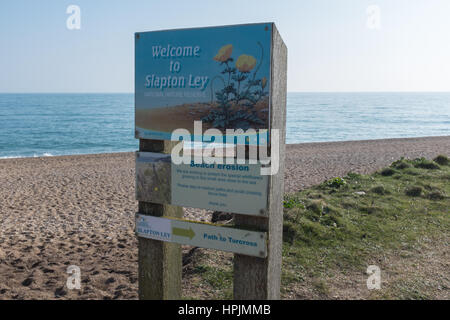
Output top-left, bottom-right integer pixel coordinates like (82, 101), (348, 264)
(138, 139), (183, 300)
(233, 23), (287, 300)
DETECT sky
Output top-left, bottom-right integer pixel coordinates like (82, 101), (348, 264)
(0, 0), (449, 93)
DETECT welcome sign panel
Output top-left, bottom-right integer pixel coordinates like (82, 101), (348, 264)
(135, 23), (272, 142)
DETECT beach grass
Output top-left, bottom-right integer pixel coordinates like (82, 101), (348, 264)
(185, 156), (449, 299)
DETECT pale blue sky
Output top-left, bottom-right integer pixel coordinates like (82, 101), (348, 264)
(1, 0), (449, 93)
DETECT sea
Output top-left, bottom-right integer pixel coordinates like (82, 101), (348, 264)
(0, 92), (449, 158)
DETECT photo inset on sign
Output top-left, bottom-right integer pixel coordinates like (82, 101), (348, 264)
(135, 152), (172, 203)
(135, 23), (272, 141)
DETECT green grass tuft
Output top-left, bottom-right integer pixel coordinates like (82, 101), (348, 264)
(405, 186), (423, 197)
(413, 158), (440, 170)
(306, 200), (323, 214)
(370, 185), (388, 195)
(433, 155), (449, 166)
(392, 159), (411, 170)
(381, 168), (396, 176)
(324, 177), (347, 189)
(283, 196), (305, 209)
(427, 191), (445, 201)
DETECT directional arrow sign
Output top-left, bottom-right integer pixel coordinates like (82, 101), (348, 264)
(136, 214), (267, 258)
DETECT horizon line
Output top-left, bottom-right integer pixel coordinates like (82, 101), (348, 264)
(1, 91), (450, 94)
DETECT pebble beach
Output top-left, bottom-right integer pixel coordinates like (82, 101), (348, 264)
(0, 136), (449, 299)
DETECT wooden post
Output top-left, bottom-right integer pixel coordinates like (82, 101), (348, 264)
(233, 25), (287, 300)
(138, 139), (183, 300)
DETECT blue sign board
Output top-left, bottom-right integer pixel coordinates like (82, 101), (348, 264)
(135, 23), (272, 143)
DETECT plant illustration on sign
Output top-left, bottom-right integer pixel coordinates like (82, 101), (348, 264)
(202, 42), (268, 130)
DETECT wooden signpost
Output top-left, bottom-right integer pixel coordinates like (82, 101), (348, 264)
(135, 23), (287, 300)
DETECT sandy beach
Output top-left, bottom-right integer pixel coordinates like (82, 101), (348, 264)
(0, 136), (449, 300)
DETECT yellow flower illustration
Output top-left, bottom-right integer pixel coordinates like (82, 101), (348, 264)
(213, 44), (233, 62)
(261, 77), (267, 89)
(236, 55), (257, 73)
